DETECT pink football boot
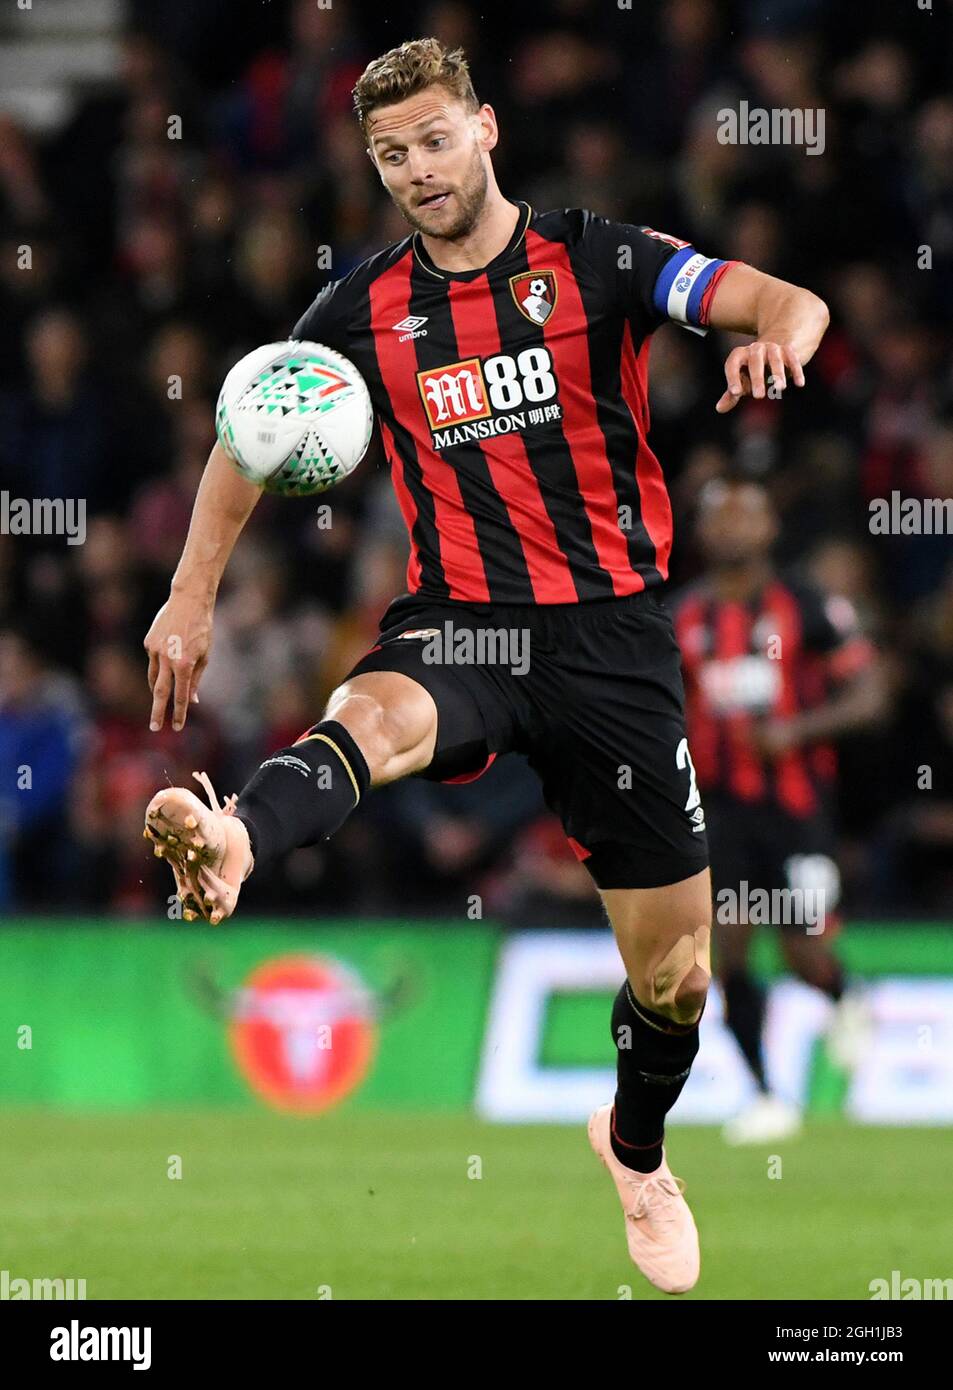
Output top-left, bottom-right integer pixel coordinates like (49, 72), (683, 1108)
(144, 771), (254, 924)
(588, 1102), (700, 1294)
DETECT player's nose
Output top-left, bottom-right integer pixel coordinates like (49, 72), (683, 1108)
(406, 149), (435, 183)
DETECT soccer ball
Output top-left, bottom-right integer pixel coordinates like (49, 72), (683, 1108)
(215, 340), (373, 496)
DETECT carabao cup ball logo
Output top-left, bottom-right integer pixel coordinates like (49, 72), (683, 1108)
(228, 955), (376, 1112)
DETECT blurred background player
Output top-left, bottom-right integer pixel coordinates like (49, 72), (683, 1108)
(673, 480), (886, 1144)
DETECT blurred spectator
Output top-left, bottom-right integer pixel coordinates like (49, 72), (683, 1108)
(72, 640), (221, 913)
(0, 628), (86, 910)
(0, 307), (117, 512)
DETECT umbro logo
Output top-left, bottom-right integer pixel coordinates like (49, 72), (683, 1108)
(392, 315), (429, 341)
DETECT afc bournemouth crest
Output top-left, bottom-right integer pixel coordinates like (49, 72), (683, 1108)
(509, 270), (557, 325)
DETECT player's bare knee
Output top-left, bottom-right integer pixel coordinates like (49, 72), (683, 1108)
(645, 923), (712, 1026)
(670, 965), (710, 1025)
(324, 681), (433, 779)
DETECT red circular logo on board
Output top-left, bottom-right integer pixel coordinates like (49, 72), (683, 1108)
(228, 954), (376, 1113)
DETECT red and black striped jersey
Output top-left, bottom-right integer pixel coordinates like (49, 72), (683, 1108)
(293, 200), (736, 604)
(673, 575), (875, 818)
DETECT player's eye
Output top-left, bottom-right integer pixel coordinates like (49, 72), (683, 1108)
(427, 137), (446, 149)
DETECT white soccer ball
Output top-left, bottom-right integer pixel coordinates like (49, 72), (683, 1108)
(215, 340), (373, 496)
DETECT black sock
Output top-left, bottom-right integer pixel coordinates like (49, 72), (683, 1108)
(234, 720), (371, 873)
(722, 969), (768, 1091)
(610, 980), (701, 1174)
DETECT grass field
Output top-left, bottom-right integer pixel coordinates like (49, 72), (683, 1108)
(3, 1109), (952, 1300)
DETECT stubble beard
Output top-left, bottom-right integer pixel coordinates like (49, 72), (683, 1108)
(394, 146), (489, 241)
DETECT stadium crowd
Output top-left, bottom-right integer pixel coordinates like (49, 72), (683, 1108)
(1, 0), (952, 920)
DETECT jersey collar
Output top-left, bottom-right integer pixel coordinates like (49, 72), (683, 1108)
(411, 199), (532, 282)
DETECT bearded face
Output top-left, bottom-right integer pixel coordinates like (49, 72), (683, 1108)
(367, 93), (493, 243)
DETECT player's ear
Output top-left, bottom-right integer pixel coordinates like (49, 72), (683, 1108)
(475, 103), (498, 152)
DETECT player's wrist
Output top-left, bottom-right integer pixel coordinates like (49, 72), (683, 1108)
(170, 569), (219, 604)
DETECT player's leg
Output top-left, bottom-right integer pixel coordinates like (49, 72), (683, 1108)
(526, 592), (711, 1292)
(232, 669), (439, 874)
(719, 912), (802, 1145)
(718, 919), (768, 1089)
(144, 670), (439, 921)
(584, 871), (710, 1295)
(778, 928), (845, 997)
(146, 591), (521, 922)
(774, 849), (871, 1070)
(705, 797), (773, 1096)
(720, 820), (838, 1144)
(600, 870), (712, 1168)
(774, 843), (844, 998)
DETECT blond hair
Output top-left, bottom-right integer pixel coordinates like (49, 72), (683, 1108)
(352, 37), (479, 134)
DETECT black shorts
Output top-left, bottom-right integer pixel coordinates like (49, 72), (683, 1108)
(345, 589), (710, 890)
(704, 792), (841, 930)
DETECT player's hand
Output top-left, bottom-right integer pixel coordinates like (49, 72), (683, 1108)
(715, 341), (805, 413)
(143, 594), (213, 732)
(750, 718), (800, 758)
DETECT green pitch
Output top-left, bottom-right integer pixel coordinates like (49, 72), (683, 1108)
(2, 1109), (950, 1300)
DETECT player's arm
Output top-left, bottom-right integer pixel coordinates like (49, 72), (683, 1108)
(144, 442), (262, 732)
(585, 219), (828, 412)
(143, 277), (347, 732)
(706, 263), (830, 413)
(754, 600), (888, 757)
(755, 661), (888, 757)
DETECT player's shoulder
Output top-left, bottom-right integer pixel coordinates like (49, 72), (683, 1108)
(531, 205), (691, 251)
(529, 205), (593, 242)
(530, 205), (634, 248)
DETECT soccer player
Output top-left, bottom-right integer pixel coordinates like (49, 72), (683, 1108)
(142, 39), (830, 1293)
(674, 480), (883, 1144)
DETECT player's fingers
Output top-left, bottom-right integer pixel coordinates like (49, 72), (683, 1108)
(784, 344), (806, 387)
(715, 388), (740, 413)
(150, 663), (173, 732)
(171, 662), (196, 732)
(146, 649), (159, 694)
(747, 343), (767, 398)
(190, 654), (208, 705)
(723, 349), (746, 400)
(766, 344), (787, 395)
